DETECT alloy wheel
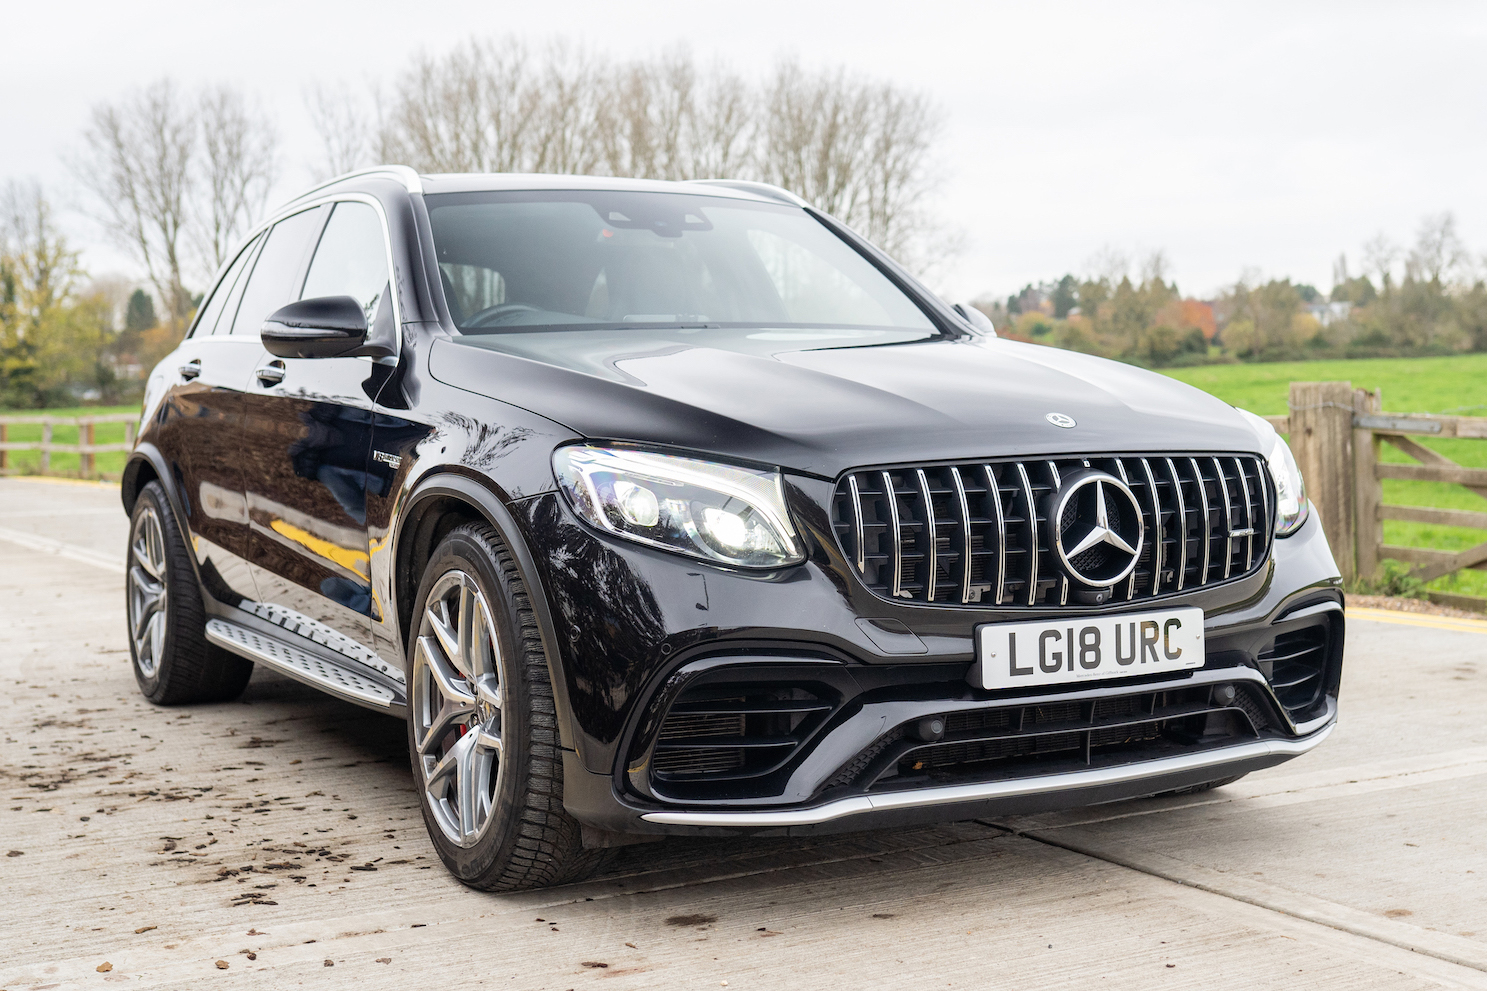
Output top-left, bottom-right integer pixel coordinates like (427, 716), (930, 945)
(412, 570), (507, 847)
(128, 505), (169, 678)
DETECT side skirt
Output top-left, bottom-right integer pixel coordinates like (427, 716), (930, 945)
(205, 615), (408, 717)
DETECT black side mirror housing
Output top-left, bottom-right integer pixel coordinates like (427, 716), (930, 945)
(262, 296), (388, 359)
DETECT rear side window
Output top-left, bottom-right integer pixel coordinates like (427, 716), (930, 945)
(189, 235), (259, 338)
(227, 207), (325, 336)
(301, 201), (390, 322)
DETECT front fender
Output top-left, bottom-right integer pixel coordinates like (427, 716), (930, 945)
(390, 471), (581, 757)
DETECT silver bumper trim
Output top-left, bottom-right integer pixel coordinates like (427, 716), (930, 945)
(639, 722), (1336, 827)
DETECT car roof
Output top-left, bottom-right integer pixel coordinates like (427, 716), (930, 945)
(285, 166), (807, 209)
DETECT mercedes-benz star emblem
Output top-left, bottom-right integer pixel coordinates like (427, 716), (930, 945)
(1045, 412), (1076, 428)
(1051, 472), (1144, 587)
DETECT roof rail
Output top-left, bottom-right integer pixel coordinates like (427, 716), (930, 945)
(288, 164), (424, 203)
(687, 179), (809, 208)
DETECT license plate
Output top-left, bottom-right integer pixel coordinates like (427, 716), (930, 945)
(975, 607), (1204, 690)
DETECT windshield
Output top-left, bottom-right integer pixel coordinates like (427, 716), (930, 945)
(423, 190), (936, 335)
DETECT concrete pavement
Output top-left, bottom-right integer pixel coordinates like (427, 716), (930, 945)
(1, 476), (1484, 989)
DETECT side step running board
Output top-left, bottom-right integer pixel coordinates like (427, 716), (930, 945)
(205, 618), (405, 713)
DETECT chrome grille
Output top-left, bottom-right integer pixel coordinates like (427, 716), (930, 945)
(831, 454), (1273, 608)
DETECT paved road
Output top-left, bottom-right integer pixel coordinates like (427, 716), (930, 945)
(1, 476), (1485, 990)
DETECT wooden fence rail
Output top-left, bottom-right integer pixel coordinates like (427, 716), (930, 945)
(1267, 381), (1487, 612)
(0, 414), (138, 479)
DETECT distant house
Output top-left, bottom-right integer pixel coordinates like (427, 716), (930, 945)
(1179, 300), (1217, 339)
(1308, 301), (1352, 326)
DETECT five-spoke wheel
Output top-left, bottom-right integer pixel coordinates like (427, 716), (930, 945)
(412, 570), (507, 847)
(406, 522), (600, 890)
(124, 481), (253, 704)
(127, 504), (169, 678)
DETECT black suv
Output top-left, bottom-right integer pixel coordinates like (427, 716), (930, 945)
(123, 167), (1343, 890)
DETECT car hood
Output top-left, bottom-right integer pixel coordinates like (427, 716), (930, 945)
(428, 330), (1265, 478)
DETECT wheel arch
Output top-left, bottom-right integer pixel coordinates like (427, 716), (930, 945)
(392, 471), (578, 754)
(121, 445), (200, 585)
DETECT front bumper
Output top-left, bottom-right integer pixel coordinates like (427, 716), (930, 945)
(515, 487), (1343, 837)
(639, 721), (1334, 829)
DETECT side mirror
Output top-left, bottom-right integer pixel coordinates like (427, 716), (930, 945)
(262, 296), (369, 358)
(952, 303), (997, 337)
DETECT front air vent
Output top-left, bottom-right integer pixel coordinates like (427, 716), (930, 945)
(1259, 627), (1329, 719)
(868, 684), (1272, 791)
(831, 454), (1273, 608)
(650, 683), (835, 796)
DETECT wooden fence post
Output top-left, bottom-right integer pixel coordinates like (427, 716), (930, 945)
(0, 423), (7, 472)
(40, 421), (52, 474)
(82, 421), (95, 478)
(1353, 388), (1382, 581)
(1289, 381), (1358, 583)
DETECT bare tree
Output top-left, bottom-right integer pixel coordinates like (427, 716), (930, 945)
(1, 179), (79, 325)
(332, 39), (954, 275)
(1361, 231), (1400, 289)
(305, 81), (379, 179)
(197, 86), (277, 272)
(76, 79), (195, 326)
(1409, 211), (1468, 284)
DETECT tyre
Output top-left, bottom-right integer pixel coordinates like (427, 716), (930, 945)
(126, 481), (254, 704)
(407, 522), (602, 891)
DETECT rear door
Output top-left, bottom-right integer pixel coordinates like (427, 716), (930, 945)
(238, 200), (393, 664)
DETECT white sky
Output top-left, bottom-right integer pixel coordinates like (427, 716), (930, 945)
(6, 0), (1486, 303)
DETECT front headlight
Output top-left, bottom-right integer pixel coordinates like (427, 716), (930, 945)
(1266, 433), (1309, 536)
(553, 446), (805, 568)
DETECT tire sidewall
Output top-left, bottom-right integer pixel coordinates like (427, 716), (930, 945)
(127, 483), (179, 702)
(405, 527), (536, 883)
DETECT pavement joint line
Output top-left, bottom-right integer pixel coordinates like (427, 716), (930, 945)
(0, 523), (124, 573)
(1004, 746), (1487, 829)
(3, 474), (120, 488)
(1347, 606), (1487, 634)
(987, 822), (1487, 979)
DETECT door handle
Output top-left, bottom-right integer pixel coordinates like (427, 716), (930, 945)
(256, 360), (286, 385)
(179, 360), (201, 380)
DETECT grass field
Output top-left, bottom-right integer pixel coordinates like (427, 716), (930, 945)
(0, 405), (139, 478)
(5, 354), (1486, 600)
(1165, 355), (1487, 600)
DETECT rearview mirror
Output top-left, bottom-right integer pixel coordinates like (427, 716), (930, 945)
(262, 296), (370, 358)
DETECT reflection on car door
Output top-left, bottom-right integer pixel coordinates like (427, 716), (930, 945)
(152, 234), (264, 607)
(237, 201), (394, 673)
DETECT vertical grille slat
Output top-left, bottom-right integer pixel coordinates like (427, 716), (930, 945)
(1165, 457), (1189, 591)
(1189, 457), (1212, 585)
(832, 452), (1272, 608)
(882, 470), (904, 599)
(1016, 462), (1039, 607)
(847, 474), (865, 572)
(1213, 456), (1234, 581)
(916, 469), (937, 603)
(1137, 458), (1163, 596)
(950, 466), (974, 604)
(985, 465), (1007, 606)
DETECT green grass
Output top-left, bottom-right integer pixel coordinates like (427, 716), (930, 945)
(0, 404), (140, 478)
(1163, 356), (1487, 599)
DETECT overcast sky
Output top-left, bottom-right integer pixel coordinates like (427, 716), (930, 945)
(5, 0), (1485, 302)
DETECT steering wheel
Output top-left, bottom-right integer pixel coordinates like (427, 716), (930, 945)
(464, 302), (542, 328)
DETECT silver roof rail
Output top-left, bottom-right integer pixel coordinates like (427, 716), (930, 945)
(687, 179), (809, 208)
(287, 165), (424, 204)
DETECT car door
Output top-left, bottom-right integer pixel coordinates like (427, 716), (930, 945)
(150, 233), (265, 607)
(238, 200), (393, 665)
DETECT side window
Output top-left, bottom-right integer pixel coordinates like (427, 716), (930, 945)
(302, 202), (391, 322)
(189, 234), (259, 337)
(212, 237), (262, 336)
(227, 207), (326, 336)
